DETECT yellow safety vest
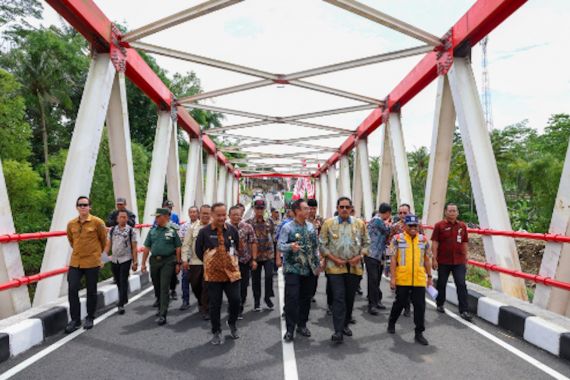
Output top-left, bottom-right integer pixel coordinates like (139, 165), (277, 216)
(394, 232), (428, 287)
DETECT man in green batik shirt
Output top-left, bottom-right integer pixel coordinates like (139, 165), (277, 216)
(278, 199), (320, 343)
(320, 196), (370, 344)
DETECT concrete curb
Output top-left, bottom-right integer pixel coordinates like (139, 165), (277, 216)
(442, 281), (570, 360)
(0, 271), (151, 363)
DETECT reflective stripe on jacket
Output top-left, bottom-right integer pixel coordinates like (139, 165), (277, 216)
(393, 232), (428, 287)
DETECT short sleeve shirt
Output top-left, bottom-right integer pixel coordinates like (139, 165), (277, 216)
(108, 225), (137, 264)
(144, 225), (182, 257)
(236, 221), (257, 264)
(247, 217), (275, 261)
(431, 220), (469, 265)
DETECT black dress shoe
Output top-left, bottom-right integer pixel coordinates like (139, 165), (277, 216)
(296, 327), (311, 337)
(202, 313), (210, 321)
(156, 316), (167, 326)
(415, 333), (429, 346)
(367, 306), (379, 315)
(348, 317), (356, 324)
(342, 326), (353, 337)
(83, 317), (94, 330)
(227, 322), (240, 339)
(436, 305), (445, 313)
(460, 311), (473, 322)
(152, 299), (159, 307)
(117, 306), (125, 315)
(387, 324), (395, 334)
(170, 290), (178, 300)
(331, 332), (344, 344)
(283, 331), (294, 342)
(65, 320), (81, 334)
(376, 302), (387, 310)
(403, 308), (411, 317)
(179, 302), (190, 311)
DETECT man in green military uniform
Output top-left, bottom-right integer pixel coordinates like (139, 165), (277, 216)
(142, 208), (182, 325)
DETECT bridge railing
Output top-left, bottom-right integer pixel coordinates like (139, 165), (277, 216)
(0, 224), (152, 292)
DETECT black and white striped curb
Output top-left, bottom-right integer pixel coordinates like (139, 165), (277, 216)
(0, 272), (151, 363)
(443, 281), (570, 359)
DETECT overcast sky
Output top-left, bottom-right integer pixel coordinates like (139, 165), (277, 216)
(39, 0), (570, 171)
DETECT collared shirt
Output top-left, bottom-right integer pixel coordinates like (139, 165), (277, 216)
(233, 221), (257, 264)
(319, 216), (370, 275)
(278, 220), (320, 276)
(247, 217), (275, 261)
(144, 225), (181, 257)
(108, 224), (137, 264)
(195, 223), (241, 282)
(106, 208), (136, 228)
(368, 216), (391, 262)
(431, 219), (469, 265)
(181, 221), (208, 265)
(178, 220), (197, 240)
(275, 217), (293, 242)
(67, 214), (107, 269)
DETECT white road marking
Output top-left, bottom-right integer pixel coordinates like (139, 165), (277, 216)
(0, 286), (155, 380)
(277, 268), (299, 380)
(425, 299), (570, 380)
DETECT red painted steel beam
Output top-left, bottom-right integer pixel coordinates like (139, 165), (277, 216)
(45, 0), (233, 171)
(241, 173), (312, 179)
(315, 0), (527, 176)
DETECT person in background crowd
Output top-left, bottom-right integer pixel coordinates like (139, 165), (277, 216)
(271, 207), (281, 225)
(142, 208), (182, 325)
(106, 197), (136, 227)
(387, 215), (432, 346)
(229, 205), (258, 320)
(306, 198), (324, 303)
(163, 200), (180, 225)
(103, 210), (138, 315)
(180, 204), (211, 316)
(279, 199), (320, 342)
(248, 199), (276, 311)
(365, 202), (392, 315)
(320, 197), (370, 344)
(432, 203), (472, 322)
(179, 206), (199, 241)
(65, 196), (108, 333)
(195, 203), (241, 345)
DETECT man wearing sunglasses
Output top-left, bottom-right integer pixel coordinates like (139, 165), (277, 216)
(65, 196), (108, 333)
(387, 214), (433, 346)
(320, 197), (370, 344)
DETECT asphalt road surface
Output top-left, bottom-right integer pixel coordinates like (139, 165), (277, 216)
(2, 272), (570, 380)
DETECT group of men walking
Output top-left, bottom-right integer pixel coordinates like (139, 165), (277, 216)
(63, 192), (472, 348)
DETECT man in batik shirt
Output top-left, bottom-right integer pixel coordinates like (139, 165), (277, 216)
(278, 199), (320, 342)
(229, 205), (258, 319)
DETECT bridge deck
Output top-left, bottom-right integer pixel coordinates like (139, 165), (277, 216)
(1, 274), (569, 379)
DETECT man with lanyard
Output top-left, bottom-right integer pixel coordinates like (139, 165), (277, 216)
(181, 204), (211, 317)
(388, 203), (422, 317)
(278, 199), (320, 342)
(64, 196), (107, 333)
(247, 199), (276, 311)
(142, 208), (182, 325)
(387, 214), (433, 346)
(320, 196), (370, 344)
(366, 202), (392, 315)
(229, 205), (258, 320)
(103, 210), (138, 315)
(432, 203), (472, 321)
(195, 203), (241, 345)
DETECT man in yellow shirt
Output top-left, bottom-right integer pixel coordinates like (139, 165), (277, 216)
(65, 196), (107, 333)
(387, 214), (433, 346)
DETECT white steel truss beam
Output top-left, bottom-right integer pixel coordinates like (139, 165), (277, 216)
(323, 0), (441, 46)
(206, 120), (353, 134)
(387, 112), (414, 211)
(208, 132), (349, 142)
(166, 122), (182, 217)
(123, 0), (243, 42)
(181, 80), (273, 103)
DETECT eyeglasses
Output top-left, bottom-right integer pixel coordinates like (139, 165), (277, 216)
(338, 205), (352, 210)
(398, 212), (407, 215)
(407, 224), (418, 228)
(77, 204), (90, 208)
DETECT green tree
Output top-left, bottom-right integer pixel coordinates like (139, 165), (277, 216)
(0, 0), (42, 30)
(0, 69), (31, 161)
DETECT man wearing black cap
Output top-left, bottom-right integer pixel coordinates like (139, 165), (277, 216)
(106, 197), (136, 227)
(387, 214), (432, 345)
(247, 198), (276, 311)
(142, 208), (182, 325)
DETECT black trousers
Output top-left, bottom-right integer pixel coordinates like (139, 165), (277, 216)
(284, 273), (315, 333)
(388, 286), (426, 334)
(326, 274), (333, 307)
(328, 273), (360, 333)
(437, 264), (468, 313)
(111, 260), (131, 307)
(68, 266), (99, 322)
(364, 256), (383, 307)
(207, 281), (241, 334)
(170, 266), (178, 291)
(239, 262), (251, 311)
(189, 265), (208, 313)
(252, 259), (275, 305)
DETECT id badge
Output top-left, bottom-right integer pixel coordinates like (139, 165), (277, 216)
(457, 228), (462, 244)
(230, 246), (236, 256)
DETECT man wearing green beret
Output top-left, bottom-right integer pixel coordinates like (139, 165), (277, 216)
(142, 208), (182, 325)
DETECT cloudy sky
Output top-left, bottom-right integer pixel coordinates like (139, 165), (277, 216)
(39, 0), (570, 172)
